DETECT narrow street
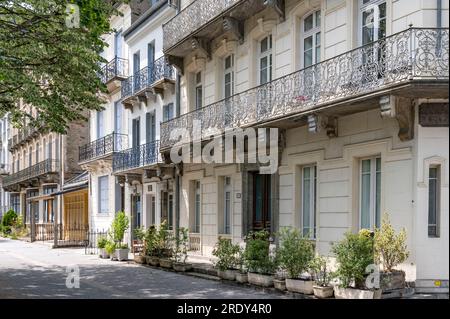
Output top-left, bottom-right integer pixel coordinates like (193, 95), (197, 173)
(0, 238), (287, 299)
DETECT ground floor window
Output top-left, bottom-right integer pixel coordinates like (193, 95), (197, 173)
(301, 165), (317, 238)
(43, 186), (57, 223)
(359, 157), (381, 230)
(161, 191), (174, 230)
(428, 165), (441, 237)
(10, 194), (20, 216)
(131, 194), (141, 234)
(218, 177), (232, 235)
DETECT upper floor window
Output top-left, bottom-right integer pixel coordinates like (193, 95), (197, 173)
(428, 165), (441, 237)
(302, 10), (321, 68)
(114, 30), (122, 58)
(195, 72), (203, 109)
(114, 101), (123, 134)
(359, 0), (386, 45)
(224, 55), (234, 99)
(97, 110), (105, 139)
(35, 142), (40, 163)
(259, 35), (272, 85)
(163, 103), (174, 122)
(359, 157), (381, 230)
(98, 176), (109, 214)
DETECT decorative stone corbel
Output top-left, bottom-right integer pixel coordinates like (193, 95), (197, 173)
(144, 169), (158, 180)
(324, 116), (338, 138)
(380, 95), (415, 141)
(125, 173), (142, 186)
(223, 17), (244, 44)
(186, 56), (206, 74)
(167, 55), (184, 75)
(264, 0), (285, 21)
(214, 39), (239, 58)
(116, 175), (126, 187)
(191, 37), (211, 60)
(307, 114), (320, 133)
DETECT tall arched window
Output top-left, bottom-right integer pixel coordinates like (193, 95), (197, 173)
(301, 10), (321, 68)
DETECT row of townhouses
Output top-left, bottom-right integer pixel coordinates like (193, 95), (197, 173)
(0, 0), (448, 293)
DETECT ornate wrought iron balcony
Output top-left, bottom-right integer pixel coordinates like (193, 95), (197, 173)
(112, 140), (161, 173)
(121, 57), (174, 104)
(3, 159), (60, 189)
(79, 132), (128, 163)
(160, 28), (449, 149)
(162, 0), (277, 57)
(100, 57), (129, 84)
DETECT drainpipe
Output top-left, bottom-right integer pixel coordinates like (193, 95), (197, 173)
(174, 0), (181, 237)
(54, 134), (63, 248)
(437, 0), (442, 53)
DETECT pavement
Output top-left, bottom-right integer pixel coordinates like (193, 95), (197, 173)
(0, 237), (288, 299)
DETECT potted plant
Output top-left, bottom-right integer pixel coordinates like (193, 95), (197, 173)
(133, 227), (146, 264)
(332, 230), (381, 299)
(105, 240), (116, 260)
(235, 247), (248, 283)
(277, 227), (315, 294)
(273, 271), (287, 291)
(111, 211), (130, 262)
(144, 225), (160, 266)
(212, 237), (240, 280)
(158, 221), (174, 269)
(97, 236), (109, 259)
(374, 213), (409, 293)
(244, 230), (276, 287)
(173, 227), (193, 272)
(310, 255), (334, 298)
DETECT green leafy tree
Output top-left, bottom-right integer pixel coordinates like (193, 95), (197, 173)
(0, 0), (124, 133)
(276, 227), (314, 279)
(111, 211), (129, 246)
(374, 213), (409, 272)
(332, 230), (374, 288)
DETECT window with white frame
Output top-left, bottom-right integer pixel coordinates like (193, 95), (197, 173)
(224, 55), (234, 99)
(302, 165), (317, 238)
(98, 176), (109, 214)
(97, 110), (105, 139)
(428, 165), (441, 237)
(193, 180), (201, 233)
(195, 72), (203, 110)
(223, 177), (232, 235)
(259, 35), (272, 85)
(163, 103), (174, 122)
(359, 157), (381, 230)
(302, 10), (321, 68)
(359, 0), (386, 46)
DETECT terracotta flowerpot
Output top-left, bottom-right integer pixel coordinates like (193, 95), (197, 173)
(285, 278), (315, 294)
(159, 258), (173, 269)
(334, 286), (382, 299)
(273, 279), (286, 291)
(380, 270), (406, 292)
(235, 272), (248, 283)
(146, 256), (160, 266)
(248, 272), (274, 287)
(313, 285), (334, 298)
(134, 255), (146, 264)
(218, 269), (238, 281)
(173, 262), (193, 272)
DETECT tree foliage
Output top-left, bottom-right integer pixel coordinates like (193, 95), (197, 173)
(0, 0), (123, 133)
(374, 213), (409, 272)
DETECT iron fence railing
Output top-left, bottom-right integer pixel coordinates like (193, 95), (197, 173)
(3, 159), (59, 188)
(112, 140), (161, 173)
(100, 56), (129, 84)
(163, 0), (243, 51)
(121, 57), (174, 100)
(79, 132), (128, 163)
(85, 228), (108, 255)
(160, 28), (449, 149)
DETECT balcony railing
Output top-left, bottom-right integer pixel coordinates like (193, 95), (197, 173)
(121, 57), (174, 100)
(112, 140), (161, 173)
(163, 0), (243, 51)
(100, 57), (129, 84)
(160, 28), (449, 149)
(2, 159), (59, 188)
(79, 132), (128, 163)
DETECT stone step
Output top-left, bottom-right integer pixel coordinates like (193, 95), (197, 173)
(185, 271), (221, 281)
(382, 287), (415, 299)
(191, 263), (218, 277)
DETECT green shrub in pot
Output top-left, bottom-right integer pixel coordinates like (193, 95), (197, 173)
(173, 227), (192, 272)
(212, 237), (240, 280)
(277, 227), (315, 294)
(310, 255), (334, 298)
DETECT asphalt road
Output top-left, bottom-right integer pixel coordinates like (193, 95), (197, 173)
(0, 237), (286, 299)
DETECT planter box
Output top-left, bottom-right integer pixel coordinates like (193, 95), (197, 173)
(248, 272), (274, 287)
(274, 279), (286, 291)
(313, 285), (334, 298)
(99, 248), (109, 259)
(134, 255), (146, 264)
(236, 272), (248, 284)
(286, 278), (315, 295)
(334, 287), (382, 299)
(218, 269), (238, 281)
(115, 248), (129, 261)
(173, 262), (193, 272)
(381, 270), (406, 292)
(146, 256), (160, 267)
(159, 258), (173, 269)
